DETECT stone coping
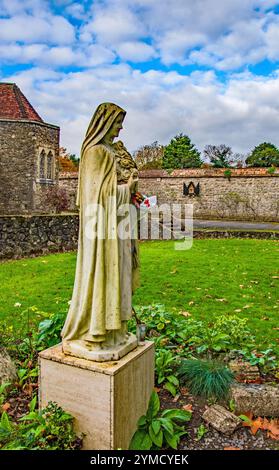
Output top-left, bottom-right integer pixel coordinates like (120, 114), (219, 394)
(39, 341), (154, 376)
(138, 168), (279, 178)
(0, 118), (59, 130)
(58, 168), (279, 179)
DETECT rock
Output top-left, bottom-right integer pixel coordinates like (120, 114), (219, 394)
(230, 383), (279, 417)
(202, 405), (242, 434)
(0, 348), (17, 387)
(229, 360), (260, 382)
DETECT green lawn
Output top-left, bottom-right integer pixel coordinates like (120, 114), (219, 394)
(0, 239), (278, 353)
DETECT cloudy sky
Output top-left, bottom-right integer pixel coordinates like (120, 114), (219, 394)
(1, 0), (279, 156)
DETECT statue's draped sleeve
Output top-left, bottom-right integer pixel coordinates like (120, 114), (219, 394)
(61, 144), (131, 340)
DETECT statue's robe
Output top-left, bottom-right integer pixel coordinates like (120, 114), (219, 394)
(61, 144), (135, 342)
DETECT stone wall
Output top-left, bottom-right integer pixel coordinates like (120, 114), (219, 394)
(1, 214), (278, 260)
(58, 168), (279, 222)
(0, 119), (59, 215)
(0, 215), (78, 259)
(59, 172), (79, 211)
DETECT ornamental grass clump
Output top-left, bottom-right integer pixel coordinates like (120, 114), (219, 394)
(178, 359), (234, 400)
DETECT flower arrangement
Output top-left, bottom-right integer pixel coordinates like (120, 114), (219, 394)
(131, 192), (157, 209)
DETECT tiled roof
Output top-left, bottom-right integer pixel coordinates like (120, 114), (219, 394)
(0, 82), (43, 122)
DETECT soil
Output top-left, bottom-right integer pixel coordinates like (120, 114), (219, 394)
(158, 387), (279, 450)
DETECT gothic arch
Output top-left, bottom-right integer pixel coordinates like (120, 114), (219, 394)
(39, 150), (46, 179)
(47, 151), (54, 179)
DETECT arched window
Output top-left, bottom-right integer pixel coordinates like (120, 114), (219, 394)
(47, 151), (53, 179)
(39, 150), (46, 179)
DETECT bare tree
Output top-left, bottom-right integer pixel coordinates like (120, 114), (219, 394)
(134, 141), (163, 170)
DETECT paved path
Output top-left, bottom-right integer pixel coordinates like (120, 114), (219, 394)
(193, 219), (279, 231)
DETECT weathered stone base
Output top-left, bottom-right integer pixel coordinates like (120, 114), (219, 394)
(62, 333), (138, 362)
(39, 342), (154, 450)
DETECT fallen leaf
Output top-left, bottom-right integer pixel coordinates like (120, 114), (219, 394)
(1, 403), (11, 412)
(251, 417), (264, 436)
(224, 447), (241, 451)
(183, 404), (193, 412)
(188, 301), (194, 306)
(181, 311), (191, 317)
(173, 394), (180, 403)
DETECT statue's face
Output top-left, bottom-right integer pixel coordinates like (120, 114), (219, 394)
(107, 113), (124, 141)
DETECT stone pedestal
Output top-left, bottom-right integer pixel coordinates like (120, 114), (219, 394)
(39, 341), (154, 450)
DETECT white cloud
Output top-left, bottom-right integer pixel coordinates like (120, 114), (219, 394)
(81, 5), (146, 45)
(116, 41), (156, 62)
(0, 14), (75, 45)
(5, 65), (279, 157)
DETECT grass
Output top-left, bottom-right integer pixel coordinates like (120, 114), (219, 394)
(0, 239), (278, 353)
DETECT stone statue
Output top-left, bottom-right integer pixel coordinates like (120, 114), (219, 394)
(61, 103), (140, 361)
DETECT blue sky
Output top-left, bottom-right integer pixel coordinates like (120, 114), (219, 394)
(1, 0), (279, 155)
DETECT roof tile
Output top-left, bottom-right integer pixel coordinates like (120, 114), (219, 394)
(0, 83), (43, 122)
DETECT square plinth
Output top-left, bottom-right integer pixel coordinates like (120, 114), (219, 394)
(39, 341), (154, 450)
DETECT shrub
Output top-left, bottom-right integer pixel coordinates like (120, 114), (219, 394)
(178, 359), (234, 400)
(129, 391), (191, 450)
(155, 350), (180, 397)
(0, 398), (82, 450)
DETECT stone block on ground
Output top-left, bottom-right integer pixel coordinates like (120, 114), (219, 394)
(0, 347), (17, 386)
(229, 360), (260, 382)
(202, 404), (242, 434)
(230, 383), (279, 417)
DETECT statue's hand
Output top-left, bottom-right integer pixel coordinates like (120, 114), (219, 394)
(127, 173), (138, 193)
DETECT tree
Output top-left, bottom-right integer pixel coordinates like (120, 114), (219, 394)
(162, 133), (202, 169)
(43, 186), (70, 213)
(245, 142), (279, 167)
(134, 141), (163, 170)
(58, 147), (79, 172)
(203, 144), (232, 168)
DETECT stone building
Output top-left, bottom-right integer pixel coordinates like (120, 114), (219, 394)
(0, 82), (60, 214)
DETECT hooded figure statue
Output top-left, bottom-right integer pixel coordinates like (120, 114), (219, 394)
(61, 102), (139, 361)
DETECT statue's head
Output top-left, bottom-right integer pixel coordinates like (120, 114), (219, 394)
(81, 102), (126, 153)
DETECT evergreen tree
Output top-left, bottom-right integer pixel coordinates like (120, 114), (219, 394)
(162, 133), (202, 169)
(246, 142), (279, 167)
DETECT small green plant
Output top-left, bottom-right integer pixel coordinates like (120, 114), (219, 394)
(36, 312), (66, 350)
(0, 382), (11, 406)
(155, 350), (180, 397)
(224, 169), (232, 180)
(236, 348), (278, 372)
(0, 398), (82, 450)
(16, 367), (38, 389)
(196, 424), (208, 441)
(188, 315), (255, 356)
(267, 165), (276, 174)
(178, 359), (234, 400)
(129, 391), (192, 450)
(229, 399), (236, 413)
